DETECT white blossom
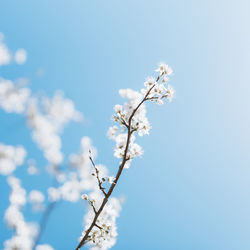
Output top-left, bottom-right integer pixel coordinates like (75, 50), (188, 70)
(28, 190), (45, 211)
(107, 62), (175, 174)
(48, 137), (99, 203)
(0, 33), (28, 66)
(80, 193), (122, 250)
(42, 91), (82, 128)
(166, 84), (175, 102)
(36, 244), (54, 250)
(0, 144), (26, 175)
(0, 78), (31, 113)
(29, 190), (45, 203)
(0, 74), (82, 169)
(14, 49), (27, 64)
(0, 33), (11, 65)
(108, 176), (116, 184)
(27, 159), (39, 175)
(48, 187), (61, 202)
(26, 92), (82, 168)
(4, 176), (39, 250)
(144, 76), (156, 88)
(155, 62), (173, 76)
(106, 126), (118, 140)
(81, 194), (89, 200)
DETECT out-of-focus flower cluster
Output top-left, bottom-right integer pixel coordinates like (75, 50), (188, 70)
(0, 33), (85, 250)
(4, 176), (46, 250)
(0, 144), (26, 175)
(45, 135), (123, 250)
(0, 78), (30, 113)
(48, 137), (98, 203)
(0, 74), (82, 171)
(0, 32), (27, 66)
(26, 91), (82, 169)
(4, 177), (53, 250)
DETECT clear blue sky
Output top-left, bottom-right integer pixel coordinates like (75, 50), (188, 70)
(1, 0), (250, 249)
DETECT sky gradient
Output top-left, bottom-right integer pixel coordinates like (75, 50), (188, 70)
(1, 1), (250, 249)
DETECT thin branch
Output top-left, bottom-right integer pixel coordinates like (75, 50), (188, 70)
(33, 202), (57, 250)
(121, 117), (129, 128)
(88, 200), (97, 215)
(94, 224), (103, 230)
(89, 151), (107, 196)
(76, 75), (162, 249)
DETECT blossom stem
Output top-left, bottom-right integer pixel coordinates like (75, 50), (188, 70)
(33, 202), (57, 250)
(94, 224), (103, 230)
(89, 152), (107, 196)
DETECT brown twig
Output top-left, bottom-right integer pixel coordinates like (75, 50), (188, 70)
(88, 200), (97, 215)
(76, 75), (162, 249)
(94, 224), (103, 230)
(89, 151), (107, 196)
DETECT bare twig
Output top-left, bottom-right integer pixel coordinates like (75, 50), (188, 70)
(88, 200), (97, 215)
(89, 151), (107, 196)
(94, 224), (103, 230)
(33, 202), (57, 250)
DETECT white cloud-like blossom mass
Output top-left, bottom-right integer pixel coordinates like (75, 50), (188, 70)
(0, 144), (26, 175)
(0, 32), (27, 66)
(14, 49), (27, 64)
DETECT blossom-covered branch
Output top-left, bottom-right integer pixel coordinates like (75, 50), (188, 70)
(77, 63), (175, 249)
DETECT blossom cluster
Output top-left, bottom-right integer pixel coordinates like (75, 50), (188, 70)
(0, 78), (30, 113)
(48, 137), (98, 203)
(78, 63), (175, 249)
(107, 63), (175, 169)
(0, 32), (27, 65)
(26, 92), (82, 168)
(28, 190), (45, 211)
(0, 73), (82, 170)
(0, 71), (107, 248)
(4, 176), (53, 250)
(49, 136), (122, 249)
(0, 144), (26, 175)
(80, 194), (122, 250)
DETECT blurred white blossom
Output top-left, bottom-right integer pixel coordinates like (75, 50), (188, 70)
(0, 144), (26, 175)
(27, 159), (39, 175)
(28, 190), (45, 211)
(0, 33), (11, 65)
(14, 49), (27, 64)
(0, 78), (30, 113)
(36, 244), (54, 250)
(48, 137), (99, 202)
(0, 32), (28, 66)
(26, 92), (83, 168)
(4, 176), (39, 250)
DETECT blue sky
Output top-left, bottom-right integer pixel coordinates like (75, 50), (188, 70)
(1, 0), (250, 249)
